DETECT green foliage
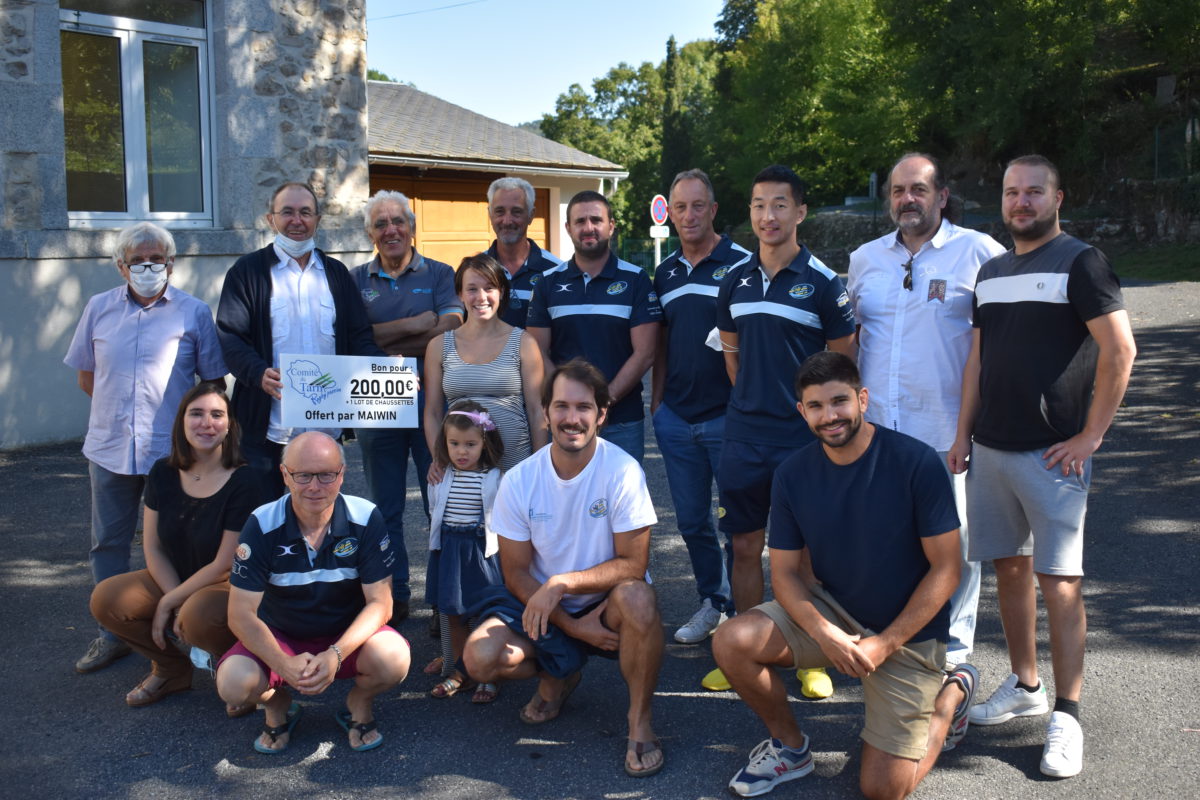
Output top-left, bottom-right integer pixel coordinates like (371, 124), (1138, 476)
(367, 68), (395, 82)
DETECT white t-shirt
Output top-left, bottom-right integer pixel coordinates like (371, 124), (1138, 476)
(491, 438), (657, 612)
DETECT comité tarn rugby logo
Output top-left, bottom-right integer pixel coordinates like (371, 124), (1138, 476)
(287, 359), (342, 405)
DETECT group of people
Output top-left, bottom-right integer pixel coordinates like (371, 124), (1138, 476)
(67, 154), (1134, 795)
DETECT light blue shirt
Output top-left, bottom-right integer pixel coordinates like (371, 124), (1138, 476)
(65, 284), (226, 475)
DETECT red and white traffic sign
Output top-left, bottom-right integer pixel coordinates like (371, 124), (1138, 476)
(650, 194), (669, 225)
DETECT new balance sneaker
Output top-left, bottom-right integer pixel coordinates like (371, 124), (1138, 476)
(674, 598), (726, 644)
(1040, 711), (1083, 778)
(75, 637), (131, 674)
(942, 662), (979, 752)
(728, 736), (814, 797)
(968, 672), (1049, 725)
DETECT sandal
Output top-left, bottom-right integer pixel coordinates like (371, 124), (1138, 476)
(625, 738), (665, 778)
(470, 682), (499, 704)
(335, 709), (383, 752)
(125, 673), (191, 708)
(253, 702), (302, 755)
(430, 672), (476, 698)
(422, 655), (444, 676)
(519, 671), (581, 724)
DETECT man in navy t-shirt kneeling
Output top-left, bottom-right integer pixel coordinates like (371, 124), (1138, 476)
(714, 352), (977, 799)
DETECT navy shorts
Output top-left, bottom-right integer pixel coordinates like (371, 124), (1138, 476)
(718, 439), (804, 535)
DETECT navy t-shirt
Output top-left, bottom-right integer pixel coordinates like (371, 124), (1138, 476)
(527, 252), (663, 424)
(716, 247), (856, 444)
(654, 235), (752, 424)
(231, 493), (394, 640)
(769, 426), (959, 643)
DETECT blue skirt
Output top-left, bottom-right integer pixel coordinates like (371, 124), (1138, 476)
(425, 523), (503, 615)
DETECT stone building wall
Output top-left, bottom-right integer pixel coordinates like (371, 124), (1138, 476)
(0, 0), (374, 449)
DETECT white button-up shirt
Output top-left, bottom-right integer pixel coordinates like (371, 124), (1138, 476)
(267, 245), (337, 443)
(848, 219), (1006, 451)
(64, 284), (227, 475)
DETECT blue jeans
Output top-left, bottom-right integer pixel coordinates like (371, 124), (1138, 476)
(358, 425), (431, 603)
(938, 450), (981, 666)
(88, 461), (146, 639)
(652, 403), (731, 612)
(601, 418), (645, 464)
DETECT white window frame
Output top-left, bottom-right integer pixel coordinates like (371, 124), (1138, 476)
(59, 6), (214, 228)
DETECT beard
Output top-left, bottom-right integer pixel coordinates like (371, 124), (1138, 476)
(573, 235), (611, 259)
(894, 203), (938, 238)
(814, 413), (863, 449)
(1005, 210), (1058, 242)
(495, 227), (524, 246)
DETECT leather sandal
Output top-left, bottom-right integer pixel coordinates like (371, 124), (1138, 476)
(125, 673), (191, 707)
(430, 672), (475, 698)
(519, 671), (581, 724)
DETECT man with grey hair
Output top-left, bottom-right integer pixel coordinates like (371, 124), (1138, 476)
(652, 168), (749, 643)
(66, 221), (227, 672)
(351, 189), (462, 621)
(847, 153), (1005, 686)
(484, 177), (562, 327)
(218, 181), (381, 500)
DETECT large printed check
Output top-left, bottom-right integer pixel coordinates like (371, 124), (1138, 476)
(279, 353), (418, 428)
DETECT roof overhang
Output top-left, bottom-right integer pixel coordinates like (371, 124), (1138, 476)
(369, 153), (629, 181)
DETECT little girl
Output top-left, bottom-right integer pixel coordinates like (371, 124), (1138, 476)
(425, 399), (505, 703)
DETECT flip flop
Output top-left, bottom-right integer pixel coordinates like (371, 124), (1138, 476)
(253, 702), (301, 754)
(336, 709), (384, 752)
(519, 671), (581, 725)
(471, 682), (499, 704)
(624, 738), (665, 778)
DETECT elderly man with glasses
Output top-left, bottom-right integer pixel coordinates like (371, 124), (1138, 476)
(65, 221), (227, 674)
(217, 432), (411, 755)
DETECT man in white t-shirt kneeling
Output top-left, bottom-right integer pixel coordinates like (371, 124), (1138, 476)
(463, 358), (664, 778)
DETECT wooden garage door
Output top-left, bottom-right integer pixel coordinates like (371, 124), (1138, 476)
(370, 174), (551, 267)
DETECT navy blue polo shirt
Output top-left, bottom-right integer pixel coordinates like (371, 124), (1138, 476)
(231, 493), (395, 640)
(485, 238), (563, 328)
(527, 252), (663, 425)
(716, 246), (855, 444)
(654, 235), (752, 424)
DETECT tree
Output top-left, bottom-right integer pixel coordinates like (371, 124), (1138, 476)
(661, 36), (690, 192)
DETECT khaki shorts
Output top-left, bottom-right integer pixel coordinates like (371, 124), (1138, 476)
(757, 588), (946, 760)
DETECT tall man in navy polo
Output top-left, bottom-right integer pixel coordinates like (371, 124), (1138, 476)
(484, 177), (563, 327)
(527, 190), (661, 462)
(218, 432), (411, 754)
(652, 168), (750, 644)
(704, 165), (856, 693)
(351, 190), (463, 620)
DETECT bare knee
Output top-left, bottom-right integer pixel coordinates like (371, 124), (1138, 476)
(463, 619), (512, 680)
(730, 532), (764, 562)
(216, 655), (266, 705)
(713, 612), (771, 670)
(609, 581), (660, 631)
(357, 631), (411, 687)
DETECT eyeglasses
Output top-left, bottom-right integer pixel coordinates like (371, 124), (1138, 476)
(284, 466), (343, 485)
(127, 261), (169, 274)
(272, 208), (317, 220)
(901, 254), (914, 291)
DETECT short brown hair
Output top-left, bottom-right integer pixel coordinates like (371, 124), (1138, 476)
(167, 380), (242, 471)
(541, 358), (611, 412)
(1006, 154), (1061, 191)
(454, 253), (510, 317)
(433, 399), (504, 471)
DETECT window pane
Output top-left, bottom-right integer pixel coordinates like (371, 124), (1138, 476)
(61, 30), (126, 212)
(61, 0), (205, 28)
(144, 41), (203, 212)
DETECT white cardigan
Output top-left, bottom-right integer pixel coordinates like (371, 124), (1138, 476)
(427, 467), (502, 557)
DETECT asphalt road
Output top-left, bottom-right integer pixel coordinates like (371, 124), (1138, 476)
(1, 281), (1197, 799)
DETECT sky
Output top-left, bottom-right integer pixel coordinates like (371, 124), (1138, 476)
(365, 0), (725, 127)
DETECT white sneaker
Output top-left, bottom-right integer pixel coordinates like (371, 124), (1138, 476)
(1040, 711), (1083, 778)
(674, 598), (726, 644)
(968, 672), (1049, 726)
(728, 736), (813, 797)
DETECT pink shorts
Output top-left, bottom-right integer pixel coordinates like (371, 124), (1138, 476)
(219, 625), (404, 688)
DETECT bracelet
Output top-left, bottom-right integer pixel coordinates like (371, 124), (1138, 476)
(328, 643), (343, 671)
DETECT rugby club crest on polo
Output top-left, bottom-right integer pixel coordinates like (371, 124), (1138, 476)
(380, 535), (390, 552)
(712, 266), (729, 280)
(789, 283), (814, 299)
(589, 498), (608, 518)
(235, 543), (251, 561)
(333, 538), (359, 558)
(607, 281), (628, 295)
